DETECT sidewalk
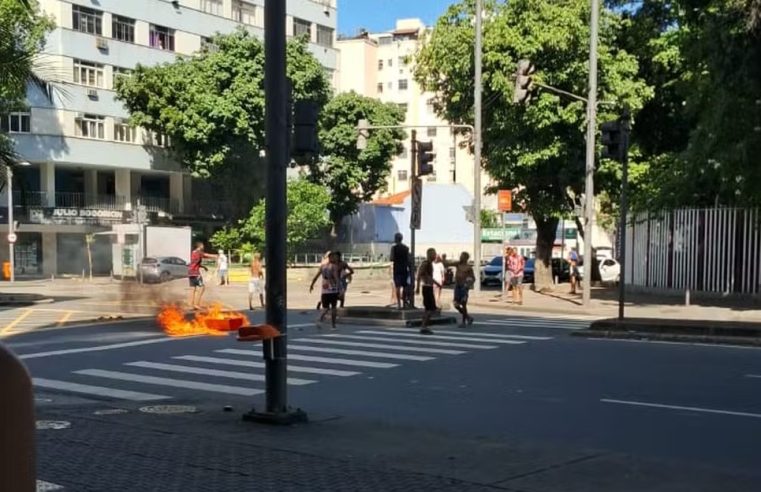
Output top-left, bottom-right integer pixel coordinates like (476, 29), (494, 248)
(34, 400), (760, 491)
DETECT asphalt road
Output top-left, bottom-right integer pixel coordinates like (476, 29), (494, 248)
(7, 309), (761, 488)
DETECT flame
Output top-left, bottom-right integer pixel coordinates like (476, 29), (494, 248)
(157, 303), (246, 337)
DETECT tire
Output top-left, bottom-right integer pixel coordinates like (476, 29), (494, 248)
(160, 271), (171, 283)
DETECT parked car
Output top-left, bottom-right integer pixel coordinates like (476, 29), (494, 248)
(523, 258), (535, 284)
(576, 257), (620, 283)
(480, 255), (504, 286)
(139, 256), (189, 283)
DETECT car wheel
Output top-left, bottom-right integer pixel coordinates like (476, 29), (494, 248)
(160, 271), (171, 283)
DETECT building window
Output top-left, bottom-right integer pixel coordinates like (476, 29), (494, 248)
(377, 83), (383, 94)
(388, 58), (393, 67)
(111, 15), (134, 43)
(398, 170), (408, 181)
(426, 99), (435, 114)
(1, 112), (31, 133)
(427, 127), (437, 137)
(449, 147), (456, 160)
(233, 1), (257, 25)
(426, 173), (437, 182)
(149, 132), (171, 148)
(399, 147), (408, 159)
(398, 79), (408, 90)
(378, 36), (392, 46)
(201, 0), (222, 15)
(72, 5), (102, 35)
(316, 25), (334, 47)
(73, 59), (104, 87)
(397, 103), (408, 113)
(75, 114), (105, 139)
(293, 18), (311, 38)
(399, 56), (407, 66)
(150, 25), (175, 51)
(112, 67), (132, 88)
(387, 81), (392, 89)
(114, 122), (136, 143)
(378, 59), (383, 70)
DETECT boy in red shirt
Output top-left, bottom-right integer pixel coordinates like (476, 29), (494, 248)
(188, 242), (217, 310)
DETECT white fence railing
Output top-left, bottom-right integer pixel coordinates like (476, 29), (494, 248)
(626, 208), (761, 295)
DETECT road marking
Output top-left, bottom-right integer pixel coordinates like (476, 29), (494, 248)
(56, 311), (74, 327)
(324, 334), (498, 349)
(174, 355), (360, 377)
(75, 369), (263, 396)
(745, 374), (761, 379)
(1, 309), (34, 334)
(384, 327), (553, 341)
(36, 480), (65, 491)
(357, 330), (526, 345)
(289, 323), (315, 329)
(217, 349), (399, 368)
(19, 337), (184, 360)
(590, 338), (761, 350)
(33, 377), (168, 401)
(297, 338), (465, 355)
(600, 398), (761, 419)
(125, 361), (315, 386)
(288, 344), (434, 361)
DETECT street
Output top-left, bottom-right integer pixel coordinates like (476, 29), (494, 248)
(6, 297), (761, 491)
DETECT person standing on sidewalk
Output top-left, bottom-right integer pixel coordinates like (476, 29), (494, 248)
(334, 251), (355, 308)
(390, 233), (411, 309)
(568, 247), (580, 295)
(432, 254), (446, 307)
(503, 246), (513, 295)
(216, 250), (229, 286)
(248, 253), (264, 311)
(188, 242), (217, 310)
(507, 248), (525, 305)
(416, 248), (440, 335)
(310, 252), (341, 329)
(453, 251), (475, 327)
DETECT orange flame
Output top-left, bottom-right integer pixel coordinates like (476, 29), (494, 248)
(157, 303), (247, 337)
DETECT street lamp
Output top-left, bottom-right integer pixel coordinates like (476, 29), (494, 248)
(7, 161), (30, 283)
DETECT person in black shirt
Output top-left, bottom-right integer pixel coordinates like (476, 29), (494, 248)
(389, 232), (411, 309)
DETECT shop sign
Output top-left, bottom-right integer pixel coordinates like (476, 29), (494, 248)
(28, 208), (127, 226)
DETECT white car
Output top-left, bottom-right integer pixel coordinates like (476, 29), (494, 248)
(577, 258), (620, 283)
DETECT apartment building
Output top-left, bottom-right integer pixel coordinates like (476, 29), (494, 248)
(3, 0), (337, 276)
(337, 18), (491, 201)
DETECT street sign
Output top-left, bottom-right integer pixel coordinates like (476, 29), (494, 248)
(463, 205), (474, 223)
(411, 178), (422, 230)
(7, 233), (17, 243)
(497, 189), (512, 212)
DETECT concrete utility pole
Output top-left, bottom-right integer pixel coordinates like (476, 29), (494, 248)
(6, 166), (14, 283)
(473, 0), (483, 291)
(582, 0), (600, 307)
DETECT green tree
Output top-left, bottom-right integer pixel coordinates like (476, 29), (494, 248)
(480, 209), (499, 229)
(239, 178), (331, 255)
(210, 226), (243, 252)
(310, 91), (405, 228)
(415, 0), (650, 289)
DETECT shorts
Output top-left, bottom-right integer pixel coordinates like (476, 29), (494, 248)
(189, 275), (204, 288)
(393, 273), (408, 288)
(218, 269), (228, 279)
(321, 292), (339, 309)
(248, 278), (263, 295)
(453, 285), (470, 304)
(422, 286), (436, 312)
(510, 274), (524, 287)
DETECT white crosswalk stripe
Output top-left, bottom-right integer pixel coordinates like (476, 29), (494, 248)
(288, 344), (435, 361)
(125, 361), (316, 386)
(173, 355), (360, 377)
(381, 327), (553, 341)
(296, 338), (466, 355)
(356, 330), (526, 345)
(322, 334), (499, 350)
(218, 349), (399, 368)
(34, 377), (169, 401)
(74, 369), (263, 396)
(37, 480), (65, 491)
(482, 317), (590, 330)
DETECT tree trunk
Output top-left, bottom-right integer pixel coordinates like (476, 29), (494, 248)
(533, 216), (559, 292)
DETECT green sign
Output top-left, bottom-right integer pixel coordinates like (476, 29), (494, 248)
(482, 228), (521, 242)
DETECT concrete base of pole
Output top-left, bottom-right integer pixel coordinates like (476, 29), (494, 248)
(241, 408), (308, 425)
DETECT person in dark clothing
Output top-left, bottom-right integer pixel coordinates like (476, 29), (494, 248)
(452, 251), (475, 327)
(390, 232), (411, 309)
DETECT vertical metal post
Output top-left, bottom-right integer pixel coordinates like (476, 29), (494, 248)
(501, 213), (506, 295)
(582, 0), (600, 307)
(7, 167), (14, 283)
(410, 130), (417, 309)
(472, 0), (483, 292)
(618, 111), (630, 320)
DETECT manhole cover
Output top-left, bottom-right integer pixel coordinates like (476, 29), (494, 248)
(36, 420), (71, 430)
(94, 408), (129, 416)
(139, 405), (198, 415)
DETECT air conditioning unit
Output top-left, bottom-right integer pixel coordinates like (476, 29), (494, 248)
(86, 89), (98, 99)
(96, 37), (108, 50)
(75, 112), (84, 119)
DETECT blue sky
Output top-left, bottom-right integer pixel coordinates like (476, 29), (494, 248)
(337, 0), (454, 36)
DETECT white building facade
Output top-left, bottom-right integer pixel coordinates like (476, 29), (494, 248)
(337, 19), (492, 202)
(3, 0), (337, 276)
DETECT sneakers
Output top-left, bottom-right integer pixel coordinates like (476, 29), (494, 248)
(420, 328), (434, 335)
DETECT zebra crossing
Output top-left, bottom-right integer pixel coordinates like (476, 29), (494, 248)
(30, 319), (579, 403)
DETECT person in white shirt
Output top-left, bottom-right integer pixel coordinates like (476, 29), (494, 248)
(216, 250), (229, 286)
(432, 255), (446, 307)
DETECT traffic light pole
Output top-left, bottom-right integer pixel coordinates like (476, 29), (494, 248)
(617, 111), (631, 321)
(409, 130), (417, 309)
(473, 0), (483, 293)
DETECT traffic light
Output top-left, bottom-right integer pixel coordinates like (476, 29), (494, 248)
(292, 100), (320, 156)
(600, 120), (624, 161)
(513, 59), (535, 104)
(416, 140), (435, 176)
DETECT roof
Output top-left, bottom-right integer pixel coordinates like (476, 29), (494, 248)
(372, 190), (410, 205)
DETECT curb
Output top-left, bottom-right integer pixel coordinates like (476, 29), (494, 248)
(468, 298), (597, 317)
(572, 330), (761, 347)
(589, 318), (761, 337)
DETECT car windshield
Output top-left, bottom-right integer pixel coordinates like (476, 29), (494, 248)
(141, 258), (158, 264)
(488, 256), (503, 267)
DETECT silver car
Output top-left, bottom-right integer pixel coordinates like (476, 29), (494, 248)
(139, 256), (188, 283)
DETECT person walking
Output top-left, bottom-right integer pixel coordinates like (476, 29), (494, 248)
(568, 247), (580, 295)
(390, 233), (411, 309)
(188, 242), (217, 310)
(216, 250), (229, 286)
(432, 255), (446, 307)
(416, 248), (440, 335)
(507, 248), (526, 305)
(452, 251), (475, 327)
(310, 252), (341, 329)
(248, 253), (264, 311)
(334, 251), (355, 308)
(315, 251), (331, 310)
(503, 246), (513, 296)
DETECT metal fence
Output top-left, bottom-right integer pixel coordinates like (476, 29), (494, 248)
(626, 208), (761, 295)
